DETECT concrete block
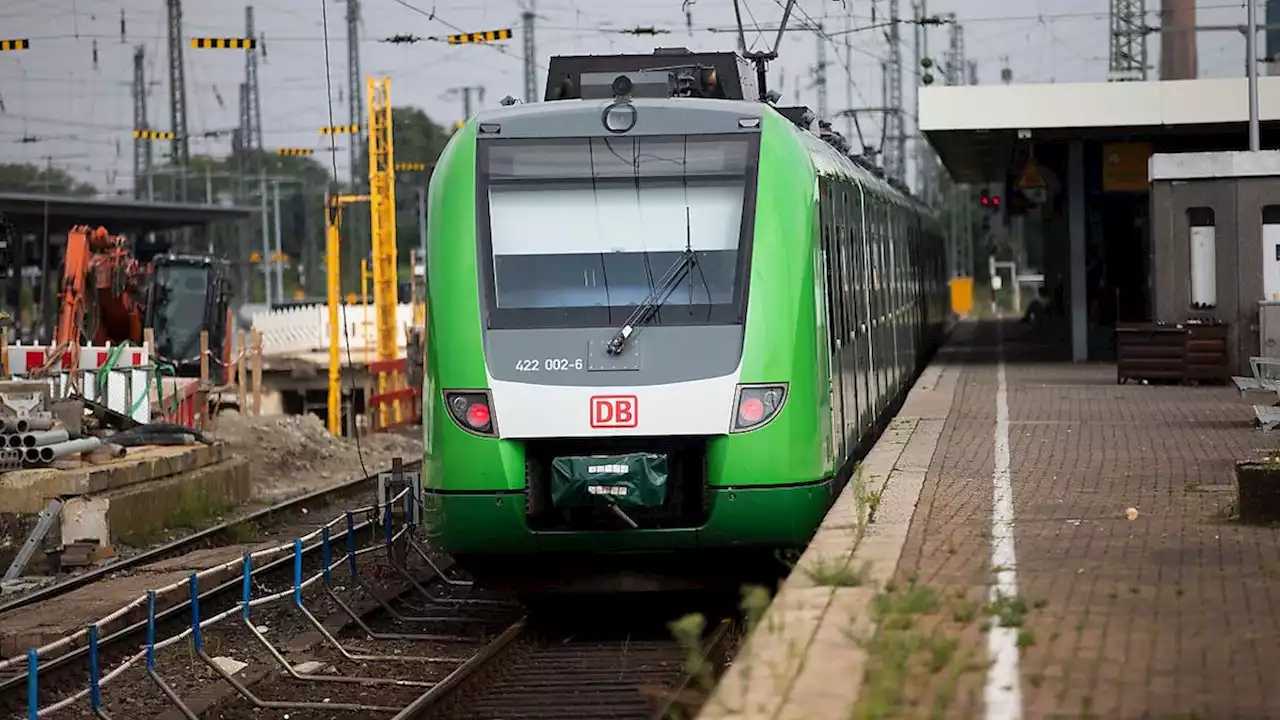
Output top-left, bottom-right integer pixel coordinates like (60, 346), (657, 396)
(0, 442), (227, 514)
(57, 458), (250, 549)
(60, 497), (109, 546)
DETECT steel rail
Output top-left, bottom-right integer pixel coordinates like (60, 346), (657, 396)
(0, 457), (422, 616)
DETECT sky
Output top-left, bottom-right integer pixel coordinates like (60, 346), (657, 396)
(0, 0), (1261, 196)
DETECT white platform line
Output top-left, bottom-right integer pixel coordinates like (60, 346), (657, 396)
(984, 329), (1023, 720)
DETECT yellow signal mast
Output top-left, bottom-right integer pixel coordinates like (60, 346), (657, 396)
(367, 76), (401, 428)
(324, 76), (400, 435)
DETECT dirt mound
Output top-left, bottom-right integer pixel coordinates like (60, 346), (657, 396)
(213, 411), (423, 503)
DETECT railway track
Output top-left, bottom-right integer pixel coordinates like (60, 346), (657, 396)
(0, 457), (529, 719)
(3, 455), (744, 720)
(0, 457), (424, 618)
(399, 601), (740, 720)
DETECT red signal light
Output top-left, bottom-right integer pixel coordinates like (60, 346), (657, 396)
(992, 196), (1001, 207)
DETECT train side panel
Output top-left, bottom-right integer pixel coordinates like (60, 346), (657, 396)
(699, 109), (833, 547)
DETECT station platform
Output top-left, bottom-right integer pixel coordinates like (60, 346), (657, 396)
(703, 319), (1277, 719)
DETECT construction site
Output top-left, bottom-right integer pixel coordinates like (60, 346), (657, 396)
(0, 2), (431, 596)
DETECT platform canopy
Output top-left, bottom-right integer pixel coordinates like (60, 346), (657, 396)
(0, 192), (256, 237)
(920, 76), (1280, 183)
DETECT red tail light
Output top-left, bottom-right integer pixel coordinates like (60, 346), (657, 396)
(466, 402), (491, 428)
(444, 390), (496, 436)
(731, 384), (787, 433)
(739, 397), (765, 424)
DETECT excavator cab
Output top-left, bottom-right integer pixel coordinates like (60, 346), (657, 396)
(145, 255), (233, 381)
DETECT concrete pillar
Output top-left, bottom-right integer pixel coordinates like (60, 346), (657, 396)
(1069, 139), (1088, 362)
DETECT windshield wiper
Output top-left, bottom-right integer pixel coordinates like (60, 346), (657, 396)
(605, 248), (697, 356)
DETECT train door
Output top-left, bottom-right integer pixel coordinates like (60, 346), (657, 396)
(819, 179), (847, 468)
(861, 192), (880, 425)
(851, 183), (872, 436)
(870, 202), (880, 415)
(907, 218), (919, 370)
(887, 208), (901, 398)
(900, 213), (910, 380)
(840, 187), (859, 450)
(880, 207), (892, 411)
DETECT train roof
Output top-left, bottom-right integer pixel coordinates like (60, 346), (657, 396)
(504, 47), (934, 213)
(473, 44), (936, 218)
(543, 48), (759, 102)
(468, 98), (936, 221)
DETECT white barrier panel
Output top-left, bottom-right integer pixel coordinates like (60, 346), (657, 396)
(251, 303), (414, 357)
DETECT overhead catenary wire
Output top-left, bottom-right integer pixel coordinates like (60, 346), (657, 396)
(319, 0), (369, 474)
(5, 0), (1248, 188)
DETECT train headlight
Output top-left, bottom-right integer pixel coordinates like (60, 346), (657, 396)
(730, 384), (788, 433)
(444, 390), (497, 436)
(601, 100), (637, 134)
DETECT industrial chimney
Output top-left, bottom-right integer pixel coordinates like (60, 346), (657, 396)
(1160, 0), (1197, 80)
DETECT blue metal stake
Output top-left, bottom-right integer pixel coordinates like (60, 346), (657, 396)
(241, 554), (253, 621)
(26, 648), (37, 720)
(292, 539), (303, 606)
(146, 590), (157, 670)
(321, 526), (332, 586)
(89, 625), (102, 710)
(188, 573), (203, 652)
(345, 511), (358, 580)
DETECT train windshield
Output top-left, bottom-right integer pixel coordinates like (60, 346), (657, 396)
(478, 133), (757, 328)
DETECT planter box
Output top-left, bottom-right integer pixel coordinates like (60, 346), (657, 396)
(1235, 459), (1280, 524)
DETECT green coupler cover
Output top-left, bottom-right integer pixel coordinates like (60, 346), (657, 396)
(550, 453), (669, 510)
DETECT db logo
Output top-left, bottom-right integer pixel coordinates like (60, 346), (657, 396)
(589, 395), (638, 429)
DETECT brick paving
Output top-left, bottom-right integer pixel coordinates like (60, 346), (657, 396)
(894, 319), (1280, 719)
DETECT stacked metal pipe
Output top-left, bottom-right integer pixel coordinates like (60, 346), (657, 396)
(0, 412), (102, 469)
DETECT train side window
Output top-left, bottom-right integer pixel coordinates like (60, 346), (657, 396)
(826, 183), (844, 346)
(818, 182), (835, 347)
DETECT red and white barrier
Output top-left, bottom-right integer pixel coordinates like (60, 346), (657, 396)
(5, 343), (153, 424)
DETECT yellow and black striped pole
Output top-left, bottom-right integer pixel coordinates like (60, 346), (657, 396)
(0, 39), (30, 52)
(446, 28), (513, 45)
(319, 124), (359, 135)
(190, 37), (257, 49)
(395, 162), (426, 172)
(133, 129), (176, 140)
(277, 148), (314, 156)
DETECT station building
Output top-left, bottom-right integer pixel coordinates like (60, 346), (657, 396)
(920, 75), (1280, 372)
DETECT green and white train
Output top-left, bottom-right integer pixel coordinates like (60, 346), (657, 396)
(422, 50), (948, 586)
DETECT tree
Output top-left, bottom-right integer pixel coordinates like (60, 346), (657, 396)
(0, 162), (97, 196)
(391, 107), (451, 271)
(137, 151), (335, 300)
(348, 107), (450, 272)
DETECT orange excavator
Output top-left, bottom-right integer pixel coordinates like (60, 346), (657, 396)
(56, 226), (146, 349)
(55, 225), (234, 382)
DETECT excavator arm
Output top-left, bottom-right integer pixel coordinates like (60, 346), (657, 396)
(54, 225), (93, 348)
